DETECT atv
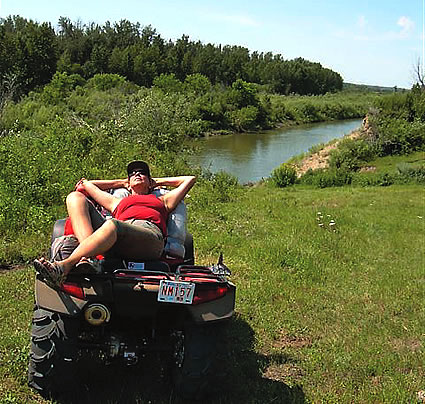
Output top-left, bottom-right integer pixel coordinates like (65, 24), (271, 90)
(28, 217), (236, 400)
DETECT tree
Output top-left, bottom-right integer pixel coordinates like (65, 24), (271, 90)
(0, 16), (58, 94)
(413, 58), (425, 90)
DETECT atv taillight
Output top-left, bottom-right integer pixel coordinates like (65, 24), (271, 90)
(60, 282), (85, 299)
(193, 285), (228, 305)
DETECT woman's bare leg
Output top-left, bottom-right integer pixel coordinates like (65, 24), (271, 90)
(58, 220), (118, 275)
(66, 191), (96, 242)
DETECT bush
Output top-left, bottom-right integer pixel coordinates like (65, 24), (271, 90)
(329, 138), (375, 171)
(229, 79), (259, 108)
(227, 106), (259, 132)
(193, 170), (240, 206)
(122, 89), (197, 152)
(153, 73), (184, 93)
(271, 163), (297, 187)
(372, 117), (425, 156)
(184, 74), (211, 95)
(299, 102), (322, 122)
(86, 73), (126, 91)
(397, 163), (425, 184)
(300, 168), (353, 188)
(41, 72), (86, 104)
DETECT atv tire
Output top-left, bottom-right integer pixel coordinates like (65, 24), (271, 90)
(173, 324), (217, 400)
(28, 306), (78, 398)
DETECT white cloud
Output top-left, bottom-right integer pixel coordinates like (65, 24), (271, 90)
(206, 13), (261, 27)
(337, 15), (416, 42)
(397, 16), (414, 38)
(358, 15), (367, 29)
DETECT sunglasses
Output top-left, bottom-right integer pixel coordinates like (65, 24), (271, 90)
(129, 170), (148, 178)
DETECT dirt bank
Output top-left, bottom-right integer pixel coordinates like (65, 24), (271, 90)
(295, 116), (372, 176)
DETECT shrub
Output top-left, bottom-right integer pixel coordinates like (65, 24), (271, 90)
(300, 168), (353, 188)
(193, 170), (240, 207)
(184, 74), (211, 95)
(397, 163), (425, 184)
(86, 73), (127, 91)
(153, 73), (184, 93)
(228, 79), (259, 108)
(227, 106), (259, 132)
(299, 102), (322, 122)
(122, 89), (194, 152)
(329, 138), (375, 171)
(271, 163), (297, 187)
(41, 72), (86, 104)
(373, 118), (425, 156)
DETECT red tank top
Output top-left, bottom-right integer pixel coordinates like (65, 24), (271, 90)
(112, 194), (168, 236)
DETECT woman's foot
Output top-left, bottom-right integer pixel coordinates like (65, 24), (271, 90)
(33, 258), (66, 289)
(74, 257), (102, 274)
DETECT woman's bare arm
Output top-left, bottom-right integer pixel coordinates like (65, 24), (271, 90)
(77, 180), (122, 213)
(86, 178), (128, 191)
(154, 176), (196, 212)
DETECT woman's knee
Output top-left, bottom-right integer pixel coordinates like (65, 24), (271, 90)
(66, 191), (88, 209)
(101, 219), (118, 236)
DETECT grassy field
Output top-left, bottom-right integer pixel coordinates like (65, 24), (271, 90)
(364, 151), (425, 174)
(0, 182), (423, 403)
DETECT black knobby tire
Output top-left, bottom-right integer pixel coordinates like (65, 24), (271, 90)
(173, 324), (217, 400)
(28, 306), (78, 398)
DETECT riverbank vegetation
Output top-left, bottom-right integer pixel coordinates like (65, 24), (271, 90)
(0, 71), (379, 136)
(276, 87), (425, 188)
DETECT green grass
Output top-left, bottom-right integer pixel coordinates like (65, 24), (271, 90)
(1, 184), (424, 403)
(191, 184), (425, 402)
(364, 151), (425, 174)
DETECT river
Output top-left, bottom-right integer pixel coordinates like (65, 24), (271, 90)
(191, 119), (362, 183)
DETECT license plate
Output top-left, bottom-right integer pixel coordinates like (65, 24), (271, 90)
(158, 280), (195, 304)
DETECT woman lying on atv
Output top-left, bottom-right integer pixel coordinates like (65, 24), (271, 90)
(34, 160), (196, 289)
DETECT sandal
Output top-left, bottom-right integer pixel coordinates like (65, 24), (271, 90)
(33, 259), (66, 289)
(74, 257), (102, 274)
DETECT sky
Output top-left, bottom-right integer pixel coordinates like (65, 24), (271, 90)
(0, 0), (422, 89)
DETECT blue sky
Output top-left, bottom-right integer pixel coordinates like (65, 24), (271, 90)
(1, 0), (422, 88)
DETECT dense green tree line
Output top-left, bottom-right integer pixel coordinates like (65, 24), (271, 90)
(0, 15), (343, 98)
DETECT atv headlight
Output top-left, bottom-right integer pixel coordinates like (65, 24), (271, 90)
(84, 303), (111, 326)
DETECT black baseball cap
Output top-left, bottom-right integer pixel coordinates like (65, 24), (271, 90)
(127, 161), (151, 177)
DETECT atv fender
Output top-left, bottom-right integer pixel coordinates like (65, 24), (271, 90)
(188, 281), (236, 323)
(34, 277), (87, 316)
